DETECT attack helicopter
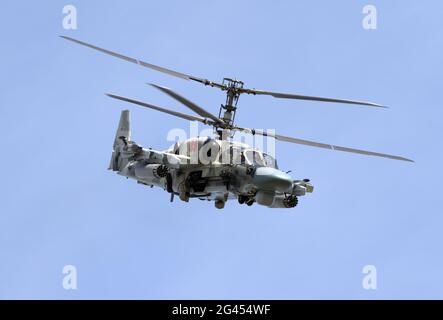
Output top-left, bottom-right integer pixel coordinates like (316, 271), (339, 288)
(61, 36), (413, 209)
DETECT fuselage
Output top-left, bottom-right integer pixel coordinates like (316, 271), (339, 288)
(113, 135), (313, 208)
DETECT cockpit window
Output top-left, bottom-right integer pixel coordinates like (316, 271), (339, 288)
(220, 146), (245, 165)
(263, 153), (278, 169)
(219, 147), (276, 167)
(244, 150), (266, 167)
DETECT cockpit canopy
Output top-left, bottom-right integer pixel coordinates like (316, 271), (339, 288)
(262, 152), (278, 169)
(171, 138), (278, 168)
(220, 146), (278, 168)
(244, 150), (265, 166)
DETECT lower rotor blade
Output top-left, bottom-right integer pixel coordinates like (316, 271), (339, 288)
(234, 127), (413, 162)
(106, 94), (210, 124)
(149, 84), (224, 124)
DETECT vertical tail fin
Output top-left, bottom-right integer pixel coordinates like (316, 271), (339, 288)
(113, 109), (131, 146)
(108, 110), (131, 170)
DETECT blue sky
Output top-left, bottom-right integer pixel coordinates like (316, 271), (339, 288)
(0, 1), (442, 299)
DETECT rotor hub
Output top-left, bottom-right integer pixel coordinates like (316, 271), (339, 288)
(218, 78), (244, 131)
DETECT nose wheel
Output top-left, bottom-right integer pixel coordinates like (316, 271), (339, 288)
(215, 199), (225, 209)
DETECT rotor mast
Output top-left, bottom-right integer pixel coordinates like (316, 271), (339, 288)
(217, 78), (244, 139)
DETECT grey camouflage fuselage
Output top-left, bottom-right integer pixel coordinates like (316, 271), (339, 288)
(109, 110), (313, 209)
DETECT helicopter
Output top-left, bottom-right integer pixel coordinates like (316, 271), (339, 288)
(61, 36), (413, 209)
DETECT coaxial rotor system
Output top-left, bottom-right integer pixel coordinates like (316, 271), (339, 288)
(61, 36), (413, 163)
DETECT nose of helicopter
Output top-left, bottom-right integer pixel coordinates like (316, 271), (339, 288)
(252, 167), (293, 192)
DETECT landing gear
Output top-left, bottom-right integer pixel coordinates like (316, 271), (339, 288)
(178, 181), (190, 202)
(215, 199), (225, 209)
(179, 191), (190, 202)
(238, 195), (254, 206)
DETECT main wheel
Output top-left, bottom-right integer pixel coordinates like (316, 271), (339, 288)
(179, 191), (190, 202)
(178, 181), (190, 202)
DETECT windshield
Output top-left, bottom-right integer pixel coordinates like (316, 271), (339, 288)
(244, 150), (266, 167)
(220, 146), (245, 165)
(219, 147), (276, 167)
(263, 153), (278, 169)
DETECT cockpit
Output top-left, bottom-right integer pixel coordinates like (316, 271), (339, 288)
(220, 146), (278, 168)
(171, 140), (278, 168)
(262, 153), (278, 169)
(244, 150), (266, 166)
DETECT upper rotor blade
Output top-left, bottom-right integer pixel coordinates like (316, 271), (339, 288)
(106, 93), (211, 124)
(234, 127), (413, 162)
(149, 83), (224, 124)
(60, 36), (225, 88)
(240, 88), (386, 108)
